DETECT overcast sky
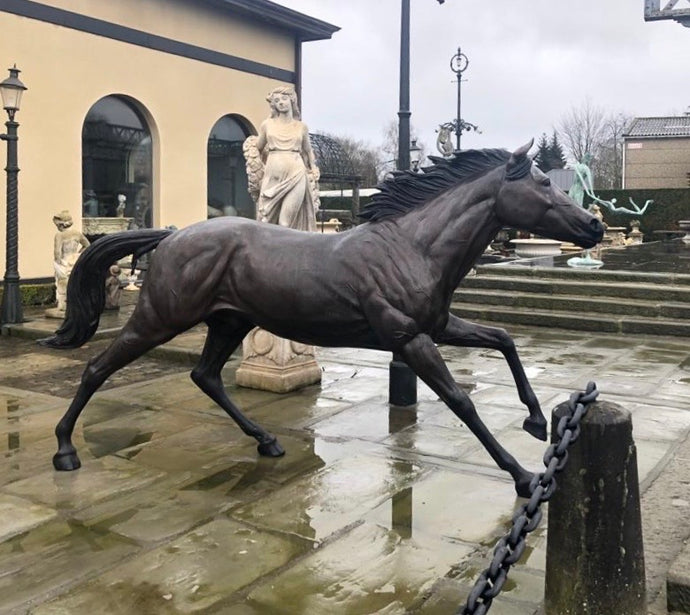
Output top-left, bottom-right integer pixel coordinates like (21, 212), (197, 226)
(278, 0), (690, 164)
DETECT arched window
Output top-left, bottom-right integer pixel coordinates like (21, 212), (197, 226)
(207, 115), (254, 220)
(82, 96), (153, 228)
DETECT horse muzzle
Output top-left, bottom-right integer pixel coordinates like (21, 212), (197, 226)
(581, 217), (605, 248)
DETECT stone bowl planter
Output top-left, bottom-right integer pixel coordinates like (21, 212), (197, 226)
(510, 239), (562, 258)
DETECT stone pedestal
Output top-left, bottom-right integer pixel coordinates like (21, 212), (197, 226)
(545, 400), (646, 615)
(236, 328), (321, 393)
(628, 222), (644, 244)
(604, 226), (627, 248)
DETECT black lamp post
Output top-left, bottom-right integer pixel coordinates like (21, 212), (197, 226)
(389, 0), (445, 407)
(0, 65), (27, 326)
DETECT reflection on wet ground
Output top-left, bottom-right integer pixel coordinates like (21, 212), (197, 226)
(500, 237), (690, 273)
(1, 322), (689, 614)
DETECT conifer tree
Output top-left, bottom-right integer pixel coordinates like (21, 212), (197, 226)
(534, 133), (551, 172)
(547, 131), (567, 169)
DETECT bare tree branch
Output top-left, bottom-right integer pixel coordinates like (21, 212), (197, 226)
(557, 101), (631, 189)
(558, 99), (608, 163)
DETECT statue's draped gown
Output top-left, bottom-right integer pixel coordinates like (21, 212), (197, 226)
(258, 119), (316, 231)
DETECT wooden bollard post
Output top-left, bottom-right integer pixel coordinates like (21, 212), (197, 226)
(544, 400), (646, 615)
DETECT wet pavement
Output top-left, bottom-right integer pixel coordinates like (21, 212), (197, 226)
(1, 299), (690, 614)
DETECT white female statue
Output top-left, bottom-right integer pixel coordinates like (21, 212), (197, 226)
(47, 210), (90, 317)
(244, 86), (320, 230)
(237, 86), (322, 393)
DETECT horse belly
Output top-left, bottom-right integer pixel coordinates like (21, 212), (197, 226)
(250, 296), (373, 347)
(213, 265), (375, 346)
(262, 318), (381, 349)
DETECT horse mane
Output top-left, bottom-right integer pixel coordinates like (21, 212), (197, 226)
(359, 148), (530, 222)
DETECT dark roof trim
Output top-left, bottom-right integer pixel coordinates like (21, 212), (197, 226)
(1, 0), (296, 81)
(201, 0), (340, 42)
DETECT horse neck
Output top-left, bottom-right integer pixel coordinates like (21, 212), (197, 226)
(398, 173), (503, 290)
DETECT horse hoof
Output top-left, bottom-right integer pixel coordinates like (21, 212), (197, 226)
(522, 417), (547, 442)
(53, 451), (82, 471)
(257, 438), (285, 458)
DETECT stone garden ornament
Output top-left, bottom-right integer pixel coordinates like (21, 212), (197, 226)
(567, 153), (653, 269)
(246, 85), (320, 229)
(569, 152), (653, 216)
(40, 140), (604, 497)
(237, 86), (322, 392)
(45, 210), (90, 318)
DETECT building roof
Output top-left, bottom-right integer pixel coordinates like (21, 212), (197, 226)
(623, 115), (690, 139)
(200, 0), (340, 42)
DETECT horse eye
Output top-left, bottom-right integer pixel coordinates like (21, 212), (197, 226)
(541, 178), (551, 187)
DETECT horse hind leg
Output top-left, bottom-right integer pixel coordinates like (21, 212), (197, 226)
(190, 314), (284, 457)
(53, 323), (180, 471)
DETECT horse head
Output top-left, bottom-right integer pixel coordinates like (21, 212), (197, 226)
(495, 140), (605, 249)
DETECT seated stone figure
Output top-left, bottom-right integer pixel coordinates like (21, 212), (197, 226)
(104, 264), (123, 310)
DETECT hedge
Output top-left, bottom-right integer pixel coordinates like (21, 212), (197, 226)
(321, 189), (690, 237)
(0, 283), (55, 307)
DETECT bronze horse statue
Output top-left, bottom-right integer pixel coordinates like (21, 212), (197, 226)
(41, 141), (604, 497)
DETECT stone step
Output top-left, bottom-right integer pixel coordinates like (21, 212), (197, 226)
(475, 263), (690, 287)
(449, 302), (690, 336)
(460, 276), (690, 303)
(453, 288), (690, 320)
(668, 539), (690, 613)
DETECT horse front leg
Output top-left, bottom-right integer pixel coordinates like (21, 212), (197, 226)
(434, 314), (547, 441)
(398, 333), (534, 497)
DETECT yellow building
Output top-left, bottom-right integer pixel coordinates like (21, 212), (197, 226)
(0, 0), (338, 283)
(623, 114), (690, 189)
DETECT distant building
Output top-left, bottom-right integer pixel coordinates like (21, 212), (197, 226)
(622, 112), (690, 189)
(546, 168), (576, 193)
(0, 1), (338, 280)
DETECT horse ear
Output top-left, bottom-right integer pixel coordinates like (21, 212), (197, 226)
(506, 138), (535, 178)
(511, 138), (534, 159)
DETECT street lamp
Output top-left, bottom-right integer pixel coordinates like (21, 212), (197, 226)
(450, 47), (469, 150)
(0, 65), (27, 325)
(390, 0), (446, 407)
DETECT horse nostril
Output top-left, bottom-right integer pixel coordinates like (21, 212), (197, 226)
(590, 218), (604, 233)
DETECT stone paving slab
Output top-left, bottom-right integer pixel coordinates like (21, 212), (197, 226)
(1, 518), (140, 614)
(245, 521), (476, 615)
(31, 518), (311, 615)
(1, 315), (690, 614)
(0, 493), (58, 542)
(231, 455), (430, 544)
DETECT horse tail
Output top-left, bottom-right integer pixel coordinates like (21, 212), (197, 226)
(38, 228), (174, 349)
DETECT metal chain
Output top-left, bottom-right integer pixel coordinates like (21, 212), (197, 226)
(459, 381), (599, 615)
